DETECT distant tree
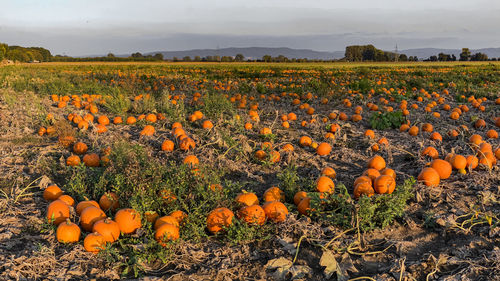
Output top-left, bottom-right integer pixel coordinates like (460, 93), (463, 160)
(275, 55), (288, 62)
(459, 48), (471, 61)
(153, 53), (164, 60)
(183, 56), (191, 62)
(451, 54), (457, 61)
(235, 53), (244, 62)
(173, 57), (179, 62)
(221, 56), (233, 62)
(107, 53), (115, 58)
(0, 43), (7, 61)
(470, 52), (488, 61)
(7, 49), (29, 62)
(131, 52), (143, 58)
(438, 53), (451, 61)
(429, 55), (438, 62)
(262, 55), (272, 62)
(399, 54), (408, 61)
(193, 56), (201, 62)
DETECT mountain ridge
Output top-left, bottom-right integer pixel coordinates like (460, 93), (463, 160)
(124, 46), (500, 60)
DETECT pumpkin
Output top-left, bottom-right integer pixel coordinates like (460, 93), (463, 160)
(73, 142), (88, 155)
(56, 219), (81, 243)
(161, 140), (175, 152)
(155, 224), (180, 246)
(76, 200), (100, 215)
(373, 175), (396, 194)
(364, 130), (375, 139)
(99, 191), (119, 211)
(321, 167), (336, 179)
(206, 207), (234, 234)
(238, 205), (266, 225)
(293, 191), (308, 205)
(259, 127), (272, 135)
(202, 120), (213, 129)
(144, 211), (159, 223)
(47, 199), (70, 225)
(113, 116), (123, 124)
(235, 192), (259, 207)
(179, 137), (196, 151)
(299, 136), (312, 147)
(145, 113), (157, 123)
(450, 155), (467, 170)
(297, 197), (311, 215)
(83, 153), (100, 167)
(58, 194), (75, 207)
(92, 218), (120, 243)
(262, 201), (288, 222)
(43, 185), (63, 201)
(381, 168), (396, 180)
(422, 147), (439, 159)
(316, 143), (332, 156)
(126, 116), (137, 124)
(97, 115), (110, 126)
(363, 168), (381, 183)
(316, 176), (334, 193)
(66, 155), (81, 166)
(430, 159), (452, 179)
(354, 176), (372, 187)
(466, 155), (479, 170)
(80, 206), (106, 232)
(154, 215), (180, 230)
(140, 125), (155, 136)
(115, 208), (142, 234)
(263, 186), (284, 202)
(417, 167), (440, 187)
(353, 182), (375, 199)
(84, 232), (106, 253)
(367, 155), (386, 171)
(183, 155), (199, 168)
(170, 210), (187, 224)
(408, 126), (419, 136)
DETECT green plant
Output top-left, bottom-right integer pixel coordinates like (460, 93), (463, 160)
(369, 111), (406, 130)
(357, 178), (415, 231)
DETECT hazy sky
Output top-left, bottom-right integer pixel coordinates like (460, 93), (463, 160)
(1, 0), (499, 56)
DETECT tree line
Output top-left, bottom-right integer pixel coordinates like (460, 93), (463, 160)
(424, 48), (495, 61)
(0, 43), (52, 62)
(1, 42), (498, 63)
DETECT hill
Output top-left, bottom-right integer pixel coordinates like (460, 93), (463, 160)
(143, 47), (344, 60)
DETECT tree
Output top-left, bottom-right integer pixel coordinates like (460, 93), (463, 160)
(131, 52), (143, 58)
(438, 53), (451, 61)
(182, 56), (191, 62)
(153, 53), (164, 60)
(429, 55), (438, 62)
(235, 53), (244, 62)
(459, 48), (471, 61)
(470, 52), (488, 61)
(262, 55), (272, 62)
(194, 56), (201, 62)
(0, 43), (7, 61)
(107, 53), (115, 58)
(399, 54), (408, 61)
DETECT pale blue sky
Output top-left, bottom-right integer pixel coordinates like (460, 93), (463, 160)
(0, 0), (499, 55)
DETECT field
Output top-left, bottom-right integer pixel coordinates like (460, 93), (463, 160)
(0, 62), (499, 280)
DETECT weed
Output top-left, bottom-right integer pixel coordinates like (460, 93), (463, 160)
(369, 111), (406, 130)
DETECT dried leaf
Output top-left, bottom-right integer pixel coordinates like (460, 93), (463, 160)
(320, 250), (347, 280)
(265, 257), (292, 281)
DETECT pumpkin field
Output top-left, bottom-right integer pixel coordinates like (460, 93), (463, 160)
(0, 62), (499, 280)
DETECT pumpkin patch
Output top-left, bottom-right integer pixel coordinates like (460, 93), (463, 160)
(1, 62), (498, 279)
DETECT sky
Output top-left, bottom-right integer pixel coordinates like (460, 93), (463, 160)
(0, 0), (499, 56)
